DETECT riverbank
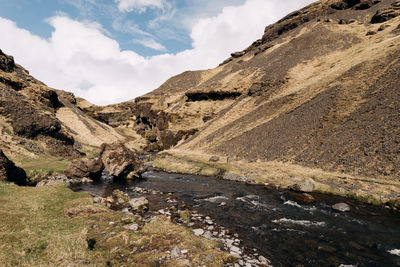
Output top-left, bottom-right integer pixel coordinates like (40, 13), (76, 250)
(151, 150), (400, 209)
(0, 181), (232, 266)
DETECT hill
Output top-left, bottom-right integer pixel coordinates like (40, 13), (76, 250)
(0, 49), (144, 181)
(82, 0), (400, 205)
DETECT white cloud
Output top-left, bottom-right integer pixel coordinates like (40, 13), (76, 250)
(112, 17), (152, 36)
(115, 0), (165, 13)
(0, 0), (315, 105)
(133, 38), (166, 51)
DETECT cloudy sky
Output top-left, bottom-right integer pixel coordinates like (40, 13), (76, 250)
(0, 0), (315, 105)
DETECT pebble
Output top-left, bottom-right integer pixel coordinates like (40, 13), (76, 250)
(230, 246), (242, 255)
(193, 229), (204, 236)
(171, 246), (181, 258)
(205, 219), (214, 225)
(181, 249), (188, 254)
(123, 223), (139, 231)
(332, 203), (351, 212)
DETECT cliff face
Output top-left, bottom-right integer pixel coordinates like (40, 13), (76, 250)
(83, 0), (400, 181)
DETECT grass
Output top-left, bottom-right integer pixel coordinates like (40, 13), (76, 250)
(14, 156), (70, 183)
(0, 182), (231, 266)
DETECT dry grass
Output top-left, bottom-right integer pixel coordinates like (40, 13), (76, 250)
(0, 182), (231, 266)
(152, 150), (400, 207)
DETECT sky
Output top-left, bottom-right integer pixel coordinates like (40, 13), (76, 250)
(0, 0), (315, 105)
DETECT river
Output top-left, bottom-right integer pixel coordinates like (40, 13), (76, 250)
(72, 170), (400, 267)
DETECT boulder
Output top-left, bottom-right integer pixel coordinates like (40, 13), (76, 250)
(64, 158), (104, 180)
(99, 143), (147, 179)
(332, 203), (351, 212)
(0, 150), (27, 185)
(290, 178), (315, 193)
(129, 197), (149, 213)
(64, 159), (90, 179)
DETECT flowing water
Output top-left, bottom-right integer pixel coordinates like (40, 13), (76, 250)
(72, 170), (400, 267)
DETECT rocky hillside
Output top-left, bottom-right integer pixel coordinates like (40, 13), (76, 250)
(0, 49), (144, 181)
(83, 0), (400, 182)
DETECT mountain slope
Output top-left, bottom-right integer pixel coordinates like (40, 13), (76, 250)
(0, 49), (142, 180)
(79, 0), (400, 204)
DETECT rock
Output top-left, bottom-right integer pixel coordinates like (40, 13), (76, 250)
(170, 246), (181, 258)
(193, 229), (204, 236)
(81, 177), (93, 184)
(64, 159), (89, 179)
(371, 2), (400, 24)
(230, 246), (242, 255)
(366, 30), (377, 36)
(0, 150), (27, 185)
(129, 197), (149, 213)
(231, 51), (246, 58)
(64, 158), (104, 180)
(108, 189), (131, 210)
(121, 216), (134, 224)
(123, 223), (139, 231)
(99, 143), (147, 179)
(86, 158), (104, 180)
(258, 255), (270, 265)
(291, 178), (314, 193)
(332, 203), (351, 212)
(292, 192), (315, 203)
(0, 50), (15, 72)
(209, 156), (220, 162)
(93, 196), (102, 204)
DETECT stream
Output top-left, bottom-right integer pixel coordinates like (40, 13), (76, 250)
(72, 170), (400, 267)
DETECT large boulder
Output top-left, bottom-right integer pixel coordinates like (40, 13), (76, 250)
(64, 158), (103, 180)
(99, 143), (147, 179)
(0, 150), (27, 185)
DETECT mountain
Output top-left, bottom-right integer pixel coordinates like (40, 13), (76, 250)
(82, 0), (400, 204)
(1, 0), (400, 205)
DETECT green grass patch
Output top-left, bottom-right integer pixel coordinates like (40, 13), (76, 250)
(14, 156), (70, 182)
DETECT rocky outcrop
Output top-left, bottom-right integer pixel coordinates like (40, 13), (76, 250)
(0, 150), (27, 185)
(371, 1), (400, 23)
(0, 49), (15, 72)
(99, 143), (147, 179)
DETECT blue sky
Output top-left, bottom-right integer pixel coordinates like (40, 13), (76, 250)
(0, 0), (245, 56)
(0, 0), (315, 104)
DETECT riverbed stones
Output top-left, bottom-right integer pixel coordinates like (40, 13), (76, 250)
(129, 197), (149, 213)
(332, 203), (351, 212)
(193, 229), (204, 236)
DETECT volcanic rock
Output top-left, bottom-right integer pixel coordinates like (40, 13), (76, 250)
(371, 1), (400, 23)
(64, 158), (103, 180)
(99, 143), (147, 179)
(0, 150), (27, 185)
(0, 49), (15, 72)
